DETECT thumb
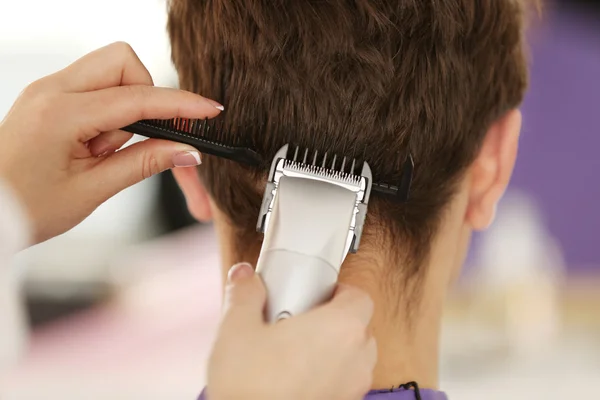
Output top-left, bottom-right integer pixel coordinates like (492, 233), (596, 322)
(221, 263), (267, 327)
(89, 138), (201, 199)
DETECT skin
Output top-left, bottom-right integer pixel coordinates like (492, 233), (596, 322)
(0, 42), (378, 400)
(175, 105), (522, 390)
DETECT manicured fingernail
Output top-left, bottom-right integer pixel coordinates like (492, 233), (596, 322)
(227, 262), (254, 283)
(97, 147), (118, 157)
(206, 98), (225, 111)
(173, 151), (201, 167)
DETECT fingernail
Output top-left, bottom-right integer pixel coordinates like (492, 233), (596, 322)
(227, 262), (254, 283)
(94, 143), (114, 157)
(206, 98), (225, 111)
(173, 151), (201, 167)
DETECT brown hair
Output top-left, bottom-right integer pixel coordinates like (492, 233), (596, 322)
(167, 1), (530, 290)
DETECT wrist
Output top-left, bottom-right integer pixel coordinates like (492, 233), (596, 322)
(0, 178), (32, 252)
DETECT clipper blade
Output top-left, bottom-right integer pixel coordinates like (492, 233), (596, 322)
(281, 145), (368, 192)
(283, 160), (361, 187)
(257, 144), (373, 253)
(286, 145), (360, 174)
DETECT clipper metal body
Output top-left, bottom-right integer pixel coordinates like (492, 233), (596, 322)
(256, 145), (373, 322)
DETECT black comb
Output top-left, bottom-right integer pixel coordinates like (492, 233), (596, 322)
(373, 155), (414, 203)
(122, 118), (413, 202)
(122, 118), (263, 166)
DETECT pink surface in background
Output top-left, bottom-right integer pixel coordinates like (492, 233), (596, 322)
(0, 225), (224, 399)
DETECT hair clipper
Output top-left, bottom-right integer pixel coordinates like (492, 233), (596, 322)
(256, 144), (373, 322)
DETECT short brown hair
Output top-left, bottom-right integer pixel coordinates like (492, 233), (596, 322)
(167, 1), (530, 289)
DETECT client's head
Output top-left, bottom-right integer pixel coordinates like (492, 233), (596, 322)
(167, 0), (530, 385)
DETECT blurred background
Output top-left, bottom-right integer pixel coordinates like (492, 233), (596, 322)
(0, 0), (599, 399)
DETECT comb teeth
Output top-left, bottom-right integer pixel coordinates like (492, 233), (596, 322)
(122, 117), (263, 166)
(144, 117), (237, 146)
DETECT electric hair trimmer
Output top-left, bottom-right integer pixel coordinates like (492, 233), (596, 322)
(256, 145), (373, 322)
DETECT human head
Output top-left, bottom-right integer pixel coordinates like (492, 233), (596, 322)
(167, 1), (529, 303)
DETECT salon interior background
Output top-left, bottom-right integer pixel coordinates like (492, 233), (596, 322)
(0, 0), (599, 399)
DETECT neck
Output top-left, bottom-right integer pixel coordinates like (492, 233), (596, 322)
(338, 261), (448, 391)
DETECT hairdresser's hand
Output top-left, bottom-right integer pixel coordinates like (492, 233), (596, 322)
(207, 263), (377, 400)
(0, 42), (222, 244)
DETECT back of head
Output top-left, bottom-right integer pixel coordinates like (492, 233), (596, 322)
(167, 0), (530, 288)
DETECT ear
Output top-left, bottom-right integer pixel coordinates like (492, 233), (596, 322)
(466, 109), (522, 230)
(171, 167), (213, 222)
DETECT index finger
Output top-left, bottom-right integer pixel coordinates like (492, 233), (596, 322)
(75, 85), (222, 141)
(44, 42), (154, 93)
